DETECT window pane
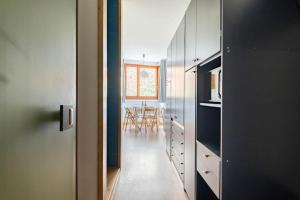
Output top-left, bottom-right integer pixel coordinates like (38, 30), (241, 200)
(139, 67), (157, 97)
(126, 66), (137, 96)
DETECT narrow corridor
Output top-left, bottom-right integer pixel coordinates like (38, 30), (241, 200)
(112, 129), (188, 200)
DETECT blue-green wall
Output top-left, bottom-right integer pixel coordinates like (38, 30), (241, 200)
(107, 0), (121, 167)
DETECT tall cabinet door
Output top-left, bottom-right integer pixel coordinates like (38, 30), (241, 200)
(184, 67), (196, 200)
(174, 17), (185, 126)
(196, 0), (221, 62)
(171, 35), (177, 120)
(185, 0), (197, 71)
(165, 44), (172, 157)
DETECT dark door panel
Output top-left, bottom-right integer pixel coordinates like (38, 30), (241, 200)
(223, 1), (300, 199)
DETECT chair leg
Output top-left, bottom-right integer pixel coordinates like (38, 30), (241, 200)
(125, 116), (129, 131)
(123, 112), (128, 130)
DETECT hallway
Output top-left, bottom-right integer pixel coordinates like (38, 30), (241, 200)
(112, 129), (188, 200)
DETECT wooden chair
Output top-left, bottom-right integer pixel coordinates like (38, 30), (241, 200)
(123, 108), (138, 131)
(140, 107), (158, 131)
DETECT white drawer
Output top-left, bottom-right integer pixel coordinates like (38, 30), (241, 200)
(197, 141), (220, 198)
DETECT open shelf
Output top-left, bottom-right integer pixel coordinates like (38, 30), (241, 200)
(197, 105), (221, 156)
(197, 55), (222, 157)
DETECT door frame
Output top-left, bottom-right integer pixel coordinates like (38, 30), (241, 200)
(97, 0), (122, 199)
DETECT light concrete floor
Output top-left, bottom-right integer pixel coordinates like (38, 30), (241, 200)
(112, 128), (188, 200)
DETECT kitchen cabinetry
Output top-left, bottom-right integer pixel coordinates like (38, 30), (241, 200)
(196, 56), (222, 199)
(185, 0), (197, 71)
(167, 1), (300, 200)
(196, 0), (220, 63)
(184, 67), (197, 200)
(171, 35), (176, 119)
(174, 18), (185, 126)
(165, 44), (172, 158)
(185, 0), (221, 69)
(165, 18), (186, 183)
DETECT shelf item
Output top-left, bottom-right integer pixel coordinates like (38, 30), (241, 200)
(199, 103), (221, 108)
(210, 67), (222, 102)
(197, 141), (220, 198)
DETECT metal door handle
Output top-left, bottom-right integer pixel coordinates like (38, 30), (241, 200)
(69, 108), (74, 126)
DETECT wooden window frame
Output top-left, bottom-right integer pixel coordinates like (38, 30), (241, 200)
(124, 64), (159, 100)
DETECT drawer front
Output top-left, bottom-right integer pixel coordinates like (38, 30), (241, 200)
(172, 129), (184, 144)
(172, 139), (184, 153)
(197, 142), (220, 174)
(172, 154), (184, 181)
(197, 141), (220, 198)
(172, 147), (184, 163)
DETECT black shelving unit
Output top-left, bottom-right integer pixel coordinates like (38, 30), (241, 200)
(196, 55), (222, 199)
(197, 56), (222, 156)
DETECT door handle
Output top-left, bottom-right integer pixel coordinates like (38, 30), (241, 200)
(69, 108), (74, 126)
(60, 105), (74, 131)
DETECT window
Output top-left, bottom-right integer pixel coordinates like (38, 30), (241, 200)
(125, 64), (159, 100)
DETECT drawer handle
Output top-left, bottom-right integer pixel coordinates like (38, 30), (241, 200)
(203, 154), (210, 158)
(202, 171), (210, 174)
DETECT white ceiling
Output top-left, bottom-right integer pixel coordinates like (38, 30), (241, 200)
(122, 0), (191, 62)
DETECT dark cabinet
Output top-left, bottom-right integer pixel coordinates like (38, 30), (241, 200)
(174, 18), (185, 126)
(196, 0), (221, 62)
(222, 1), (300, 200)
(185, 0), (197, 71)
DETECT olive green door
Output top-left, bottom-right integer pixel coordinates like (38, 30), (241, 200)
(0, 0), (76, 199)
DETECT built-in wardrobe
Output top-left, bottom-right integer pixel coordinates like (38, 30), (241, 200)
(165, 0), (300, 199)
(164, 16), (186, 182)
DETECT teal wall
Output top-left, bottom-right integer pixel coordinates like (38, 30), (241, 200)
(107, 0), (121, 166)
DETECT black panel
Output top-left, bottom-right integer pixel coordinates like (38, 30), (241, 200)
(223, 1), (300, 199)
(223, 0), (300, 51)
